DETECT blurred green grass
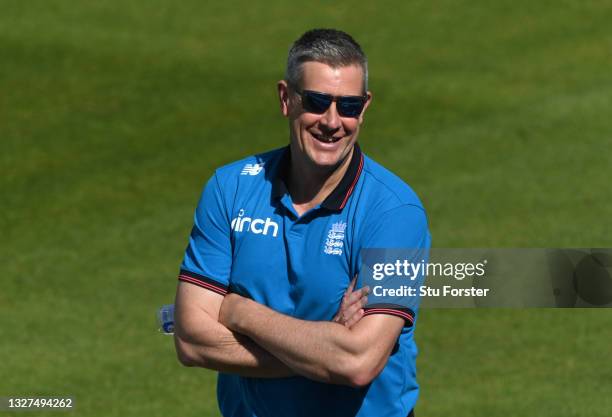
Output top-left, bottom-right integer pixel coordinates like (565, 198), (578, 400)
(1, 1), (611, 416)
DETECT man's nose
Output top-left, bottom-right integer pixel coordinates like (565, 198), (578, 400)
(319, 102), (342, 131)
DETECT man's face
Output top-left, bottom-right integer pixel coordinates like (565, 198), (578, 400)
(278, 61), (371, 169)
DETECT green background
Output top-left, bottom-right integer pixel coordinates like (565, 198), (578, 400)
(2, 1), (611, 416)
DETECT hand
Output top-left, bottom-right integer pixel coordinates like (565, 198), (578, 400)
(333, 275), (369, 328)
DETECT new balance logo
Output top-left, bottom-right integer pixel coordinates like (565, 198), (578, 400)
(231, 209), (279, 237)
(240, 163), (264, 176)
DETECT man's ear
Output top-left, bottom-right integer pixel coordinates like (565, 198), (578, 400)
(278, 80), (290, 117)
(358, 91), (373, 124)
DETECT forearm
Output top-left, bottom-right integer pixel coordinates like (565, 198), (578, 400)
(175, 314), (293, 378)
(224, 298), (373, 386)
(174, 282), (293, 378)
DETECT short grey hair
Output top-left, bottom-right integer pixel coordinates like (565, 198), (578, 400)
(285, 29), (368, 92)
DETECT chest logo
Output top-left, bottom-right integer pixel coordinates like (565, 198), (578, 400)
(240, 163), (265, 176)
(324, 221), (346, 256)
(231, 209), (279, 238)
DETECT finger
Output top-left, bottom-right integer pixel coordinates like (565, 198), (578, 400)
(341, 290), (351, 306)
(360, 295), (368, 308)
(345, 275), (358, 294)
(343, 277), (358, 302)
(342, 297), (366, 322)
(332, 294), (354, 323)
(345, 289), (362, 306)
(346, 285), (370, 306)
(340, 294), (347, 308)
(351, 286), (370, 302)
(342, 299), (364, 321)
(346, 309), (365, 328)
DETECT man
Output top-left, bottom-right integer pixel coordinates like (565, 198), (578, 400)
(174, 29), (430, 417)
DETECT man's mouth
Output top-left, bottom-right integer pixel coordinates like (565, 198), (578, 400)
(312, 133), (342, 144)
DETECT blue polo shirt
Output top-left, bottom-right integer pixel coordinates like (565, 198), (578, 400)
(179, 144), (430, 417)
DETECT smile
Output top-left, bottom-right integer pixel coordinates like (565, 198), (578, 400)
(312, 133), (342, 144)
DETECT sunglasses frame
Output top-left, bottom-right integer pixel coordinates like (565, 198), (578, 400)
(294, 89), (368, 118)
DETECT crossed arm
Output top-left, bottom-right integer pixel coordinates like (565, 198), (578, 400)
(218, 293), (404, 387)
(173, 282), (292, 378)
(174, 280), (403, 387)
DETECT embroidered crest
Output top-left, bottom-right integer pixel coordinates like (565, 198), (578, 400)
(324, 221), (346, 256)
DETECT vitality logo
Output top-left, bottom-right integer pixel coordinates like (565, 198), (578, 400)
(231, 209), (279, 237)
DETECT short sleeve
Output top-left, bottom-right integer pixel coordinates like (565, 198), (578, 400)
(178, 173), (231, 295)
(360, 204), (431, 326)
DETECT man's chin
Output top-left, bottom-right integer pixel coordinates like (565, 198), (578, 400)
(307, 147), (353, 171)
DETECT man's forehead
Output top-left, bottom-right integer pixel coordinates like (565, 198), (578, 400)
(299, 61), (365, 94)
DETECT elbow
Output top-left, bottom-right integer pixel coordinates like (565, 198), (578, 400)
(176, 348), (197, 368)
(346, 368), (378, 388)
(333, 353), (381, 388)
(347, 373), (376, 389)
(174, 334), (203, 368)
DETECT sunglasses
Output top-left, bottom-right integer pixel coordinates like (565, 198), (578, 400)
(295, 89), (368, 118)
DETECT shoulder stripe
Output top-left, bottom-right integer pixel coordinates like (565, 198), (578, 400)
(364, 307), (415, 326)
(178, 270), (228, 295)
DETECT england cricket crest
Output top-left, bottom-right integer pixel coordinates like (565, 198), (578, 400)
(324, 221), (346, 256)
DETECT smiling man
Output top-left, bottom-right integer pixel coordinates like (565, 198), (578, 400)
(174, 29), (430, 417)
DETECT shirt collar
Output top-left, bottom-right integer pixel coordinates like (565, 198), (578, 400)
(272, 143), (364, 211)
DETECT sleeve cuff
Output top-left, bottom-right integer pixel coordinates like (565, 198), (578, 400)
(363, 305), (415, 327)
(178, 269), (228, 296)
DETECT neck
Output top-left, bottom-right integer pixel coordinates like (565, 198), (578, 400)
(288, 146), (354, 214)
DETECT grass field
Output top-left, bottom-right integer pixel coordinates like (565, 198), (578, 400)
(2, 1), (612, 416)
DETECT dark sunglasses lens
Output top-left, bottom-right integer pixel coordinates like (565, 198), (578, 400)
(337, 97), (365, 117)
(302, 91), (332, 114)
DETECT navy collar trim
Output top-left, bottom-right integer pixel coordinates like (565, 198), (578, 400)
(272, 143), (364, 211)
